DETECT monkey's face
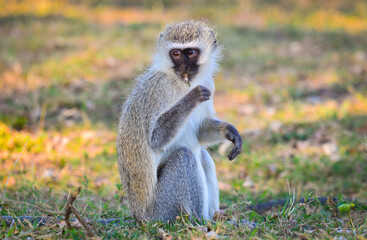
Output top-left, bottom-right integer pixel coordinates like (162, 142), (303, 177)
(169, 48), (200, 85)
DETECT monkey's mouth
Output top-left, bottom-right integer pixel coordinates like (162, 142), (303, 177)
(182, 73), (191, 87)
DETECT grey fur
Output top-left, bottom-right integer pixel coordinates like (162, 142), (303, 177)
(117, 20), (242, 222)
(161, 20), (216, 45)
(147, 147), (204, 221)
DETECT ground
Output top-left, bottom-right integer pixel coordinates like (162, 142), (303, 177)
(1, 0), (367, 239)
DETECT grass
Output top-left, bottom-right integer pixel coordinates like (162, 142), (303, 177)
(1, 187), (366, 239)
(1, 0), (367, 238)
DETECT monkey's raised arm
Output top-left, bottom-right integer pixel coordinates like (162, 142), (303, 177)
(149, 85), (211, 151)
(198, 119), (242, 160)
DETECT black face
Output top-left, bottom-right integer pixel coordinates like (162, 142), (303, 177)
(169, 48), (200, 82)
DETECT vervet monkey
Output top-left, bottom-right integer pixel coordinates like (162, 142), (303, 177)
(117, 20), (242, 222)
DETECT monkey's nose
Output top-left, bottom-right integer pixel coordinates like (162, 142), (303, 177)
(183, 63), (189, 71)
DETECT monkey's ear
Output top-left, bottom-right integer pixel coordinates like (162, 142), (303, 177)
(210, 31), (217, 48)
(158, 33), (164, 45)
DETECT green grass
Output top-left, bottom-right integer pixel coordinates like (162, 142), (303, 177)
(1, 187), (366, 239)
(1, 0), (367, 238)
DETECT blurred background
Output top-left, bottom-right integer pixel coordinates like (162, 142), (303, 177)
(1, 0), (367, 206)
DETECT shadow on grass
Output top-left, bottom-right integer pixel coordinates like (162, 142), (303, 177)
(288, 77), (367, 103)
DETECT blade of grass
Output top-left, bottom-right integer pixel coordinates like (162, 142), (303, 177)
(2, 139), (29, 199)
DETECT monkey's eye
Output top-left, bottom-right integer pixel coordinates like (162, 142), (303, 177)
(170, 50), (181, 58)
(186, 49), (198, 57)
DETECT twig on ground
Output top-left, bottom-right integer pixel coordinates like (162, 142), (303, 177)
(245, 203), (267, 221)
(234, 189), (267, 221)
(64, 187), (97, 237)
(327, 194), (339, 227)
(65, 187), (81, 230)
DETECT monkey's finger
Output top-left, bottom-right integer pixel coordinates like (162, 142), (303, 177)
(199, 96), (211, 102)
(228, 137), (243, 160)
(227, 151), (237, 161)
(228, 146), (241, 161)
(195, 85), (211, 95)
(200, 90), (211, 96)
(201, 90), (211, 97)
(234, 136), (243, 151)
(200, 94), (211, 99)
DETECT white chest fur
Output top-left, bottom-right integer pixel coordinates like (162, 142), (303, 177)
(172, 99), (214, 219)
(178, 100), (212, 147)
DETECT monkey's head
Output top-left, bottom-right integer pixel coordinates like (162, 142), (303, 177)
(152, 20), (220, 86)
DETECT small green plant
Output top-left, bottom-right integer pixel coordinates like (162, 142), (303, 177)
(338, 202), (356, 229)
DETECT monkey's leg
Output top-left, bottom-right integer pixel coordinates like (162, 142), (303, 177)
(198, 119), (243, 160)
(200, 148), (219, 218)
(147, 147), (204, 222)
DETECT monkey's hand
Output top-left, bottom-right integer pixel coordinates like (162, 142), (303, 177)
(186, 85), (211, 103)
(225, 125), (243, 161)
